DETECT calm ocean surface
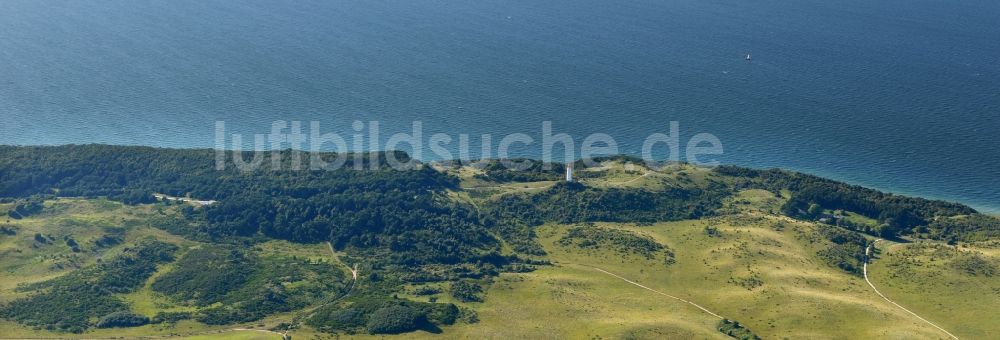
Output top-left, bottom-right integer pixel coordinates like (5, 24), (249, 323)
(1, 0), (998, 213)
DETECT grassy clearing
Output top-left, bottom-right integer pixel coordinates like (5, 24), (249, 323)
(572, 161), (718, 193)
(437, 263), (725, 339)
(529, 220), (945, 339)
(721, 189), (785, 215)
(840, 211), (879, 228)
(447, 163), (559, 202)
(331, 216), (953, 339)
(121, 261), (201, 317)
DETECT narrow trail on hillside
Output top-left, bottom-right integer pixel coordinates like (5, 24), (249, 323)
(298, 242), (359, 320)
(615, 171), (653, 185)
(583, 264), (724, 320)
(864, 240), (959, 340)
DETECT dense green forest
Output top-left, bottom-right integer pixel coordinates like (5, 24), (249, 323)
(0, 145), (507, 334)
(488, 181), (727, 225)
(714, 165), (982, 238)
(0, 145), (498, 269)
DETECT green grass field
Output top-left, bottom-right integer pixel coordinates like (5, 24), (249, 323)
(441, 219), (945, 339)
(868, 240), (1000, 339)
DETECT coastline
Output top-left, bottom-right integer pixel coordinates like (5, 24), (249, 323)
(737, 163), (1000, 216)
(3, 143), (997, 215)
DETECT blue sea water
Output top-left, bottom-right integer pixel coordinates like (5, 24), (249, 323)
(0, 0), (998, 213)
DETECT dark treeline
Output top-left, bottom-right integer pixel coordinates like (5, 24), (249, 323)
(0, 145), (439, 201)
(815, 226), (869, 275)
(3, 146), (992, 248)
(0, 145), (498, 267)
(488, 181), (727, 226)
(714, 165), (980, 237)
(307, 299), (461, 334)
(483, 180), (726, 258)
(926, 215), (1000, 243)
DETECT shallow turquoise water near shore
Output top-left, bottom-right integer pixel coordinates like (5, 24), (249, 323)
(1, 0), (998, 212)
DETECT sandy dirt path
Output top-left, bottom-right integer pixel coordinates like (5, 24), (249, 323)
(585, 265), (724, 320)
(864, 240), (959, 339)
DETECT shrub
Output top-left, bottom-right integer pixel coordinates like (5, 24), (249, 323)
(952, 253), (996, 277)
(411, 286), (442, 296)
(324, 308), (366, 330)
(929, 215), (1000, 242)
(93, 234), (123, 248)
(0, 224), (17, 235)
(151, 247), (256, 306)
(419, 303), (459, 325)
(450, 281), (483, 302)
(7, 197), (44, 219)
(816, 226), (868, 275)
(151, 311), (192, 324)
(704, 226), (722, 237)
(366, 305), (422, 334)
(717, 319), (760, 340)
(96, 311), (149, 328)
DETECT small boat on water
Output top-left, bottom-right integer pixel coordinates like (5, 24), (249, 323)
(745, 53), (752, 61)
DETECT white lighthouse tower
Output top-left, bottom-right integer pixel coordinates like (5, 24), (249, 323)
(565, 163), (574, 182)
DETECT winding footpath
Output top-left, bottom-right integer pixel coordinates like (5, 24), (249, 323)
(616, 171), (653, 185)
(298, 243), (359, 321)
(863, 240), (959, 340)
(586, 265), (724, 320)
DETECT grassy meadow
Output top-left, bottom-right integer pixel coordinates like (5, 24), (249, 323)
(868, 240), (1000, 339)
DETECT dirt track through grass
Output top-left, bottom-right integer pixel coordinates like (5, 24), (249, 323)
(864, 240), (959, 339)
(584, 265), (724, 320)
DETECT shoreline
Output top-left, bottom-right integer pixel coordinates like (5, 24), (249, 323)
(3, 143), (997, 214)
